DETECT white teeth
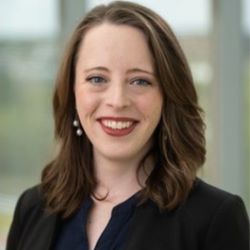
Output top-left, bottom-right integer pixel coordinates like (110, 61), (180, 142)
(102, 120), (133, 130)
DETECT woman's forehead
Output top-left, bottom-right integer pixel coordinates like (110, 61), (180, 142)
(76, 23), (154, 72)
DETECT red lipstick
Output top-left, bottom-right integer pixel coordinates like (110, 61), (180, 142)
(98, 117), (138, 137)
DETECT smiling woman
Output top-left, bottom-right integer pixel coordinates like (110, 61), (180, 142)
(75, 23), (162, 168)
(6, 1), (249, 250)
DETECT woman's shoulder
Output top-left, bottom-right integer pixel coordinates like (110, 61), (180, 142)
(140, 178), (249, 248)
(15, 185), (45, 220)
(177, 178), (249, 234)
(189, 178), (243, 206)
(20, 184), (43, 204)
(7, 185), (59, 250)
(182, 178), (247, 217)
(143, 178), (249, 229)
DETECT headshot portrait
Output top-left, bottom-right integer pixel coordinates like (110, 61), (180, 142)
(2, 1), (249, 250)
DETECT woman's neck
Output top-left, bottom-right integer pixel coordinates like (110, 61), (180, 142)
(92, 153), (153, 204)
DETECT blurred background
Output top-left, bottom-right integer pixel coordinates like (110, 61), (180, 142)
(0, 0), (249, 248)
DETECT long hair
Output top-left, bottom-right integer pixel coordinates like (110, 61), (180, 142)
(42, 1), (206, 218)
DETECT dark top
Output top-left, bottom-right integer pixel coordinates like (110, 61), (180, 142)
(55, 194), (138, 250)
(6, 178), (250, 250)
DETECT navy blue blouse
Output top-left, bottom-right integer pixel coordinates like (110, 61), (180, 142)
(55, 193), (138, 250)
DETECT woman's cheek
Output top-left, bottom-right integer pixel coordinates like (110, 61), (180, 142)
(76, 91), (100, 118)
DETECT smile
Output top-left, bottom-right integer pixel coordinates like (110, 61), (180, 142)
(102, 120), (133, 130)
(98, 117), (138, 136)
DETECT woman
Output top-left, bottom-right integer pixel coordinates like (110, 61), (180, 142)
(7, 1), (249, 250)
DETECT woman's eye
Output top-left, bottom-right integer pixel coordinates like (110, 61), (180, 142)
(87, 76), (106, 85)
(132, 79), (151, 86)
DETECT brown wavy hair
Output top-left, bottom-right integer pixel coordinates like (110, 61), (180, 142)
(42, 1), (206, 218)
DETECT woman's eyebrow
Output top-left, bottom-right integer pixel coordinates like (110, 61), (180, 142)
(84, 66), (155, 76)
(126, 68), (155, 76)
(84, 66), (110, 73)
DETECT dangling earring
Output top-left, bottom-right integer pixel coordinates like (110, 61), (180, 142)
(73, 119), (83, 136)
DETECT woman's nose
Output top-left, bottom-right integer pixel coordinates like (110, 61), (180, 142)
(106, 83), (131, 110)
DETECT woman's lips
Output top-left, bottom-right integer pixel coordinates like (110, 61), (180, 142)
(98, 117), (138, 137)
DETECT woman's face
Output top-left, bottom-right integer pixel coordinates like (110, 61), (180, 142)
(75, 23), (163, 163)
